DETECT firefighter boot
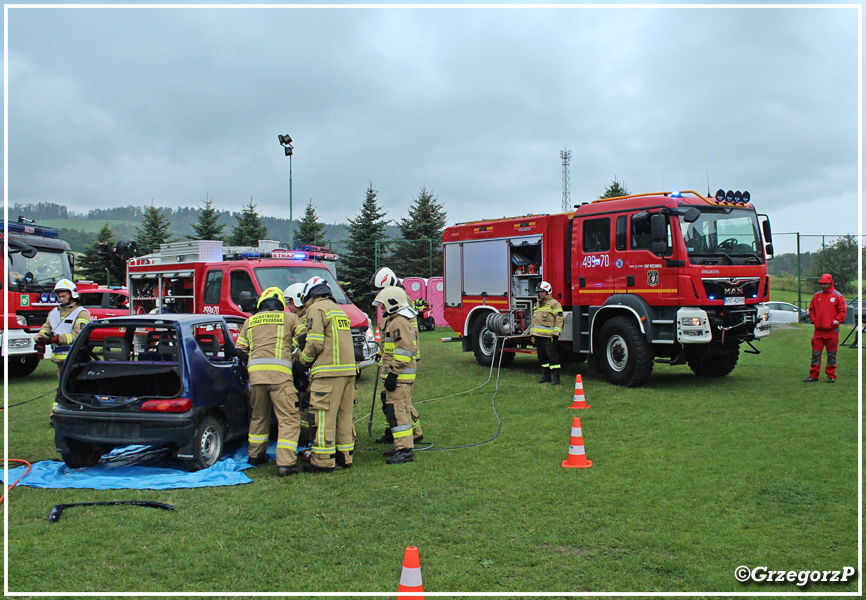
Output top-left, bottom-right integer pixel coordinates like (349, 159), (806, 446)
(551, 370), (561, 386)
(386, 449), (414, 464)
(538, 368), (551, 384)
(375, 429), (394, 444)
(277, 464), (301, 477)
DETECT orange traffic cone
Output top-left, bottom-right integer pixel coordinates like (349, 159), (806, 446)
(568, 374), (591, 409)
(398, 546), (424, 599)
(375, 327), (382, 343)
(561, 417), (592, 468)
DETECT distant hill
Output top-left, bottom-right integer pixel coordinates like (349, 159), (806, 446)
(11, 202), (401, 253)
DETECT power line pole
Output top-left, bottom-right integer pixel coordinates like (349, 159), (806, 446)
(561, 148), (572, 213)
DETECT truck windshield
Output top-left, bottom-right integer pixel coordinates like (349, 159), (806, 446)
(254, 266), (350, 304)
(679, 208), (763, 265)
(6, 248), (73, 289)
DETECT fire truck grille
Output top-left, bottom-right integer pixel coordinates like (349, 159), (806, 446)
(18, 310), (52, 327)
(702, 278), (760, 301)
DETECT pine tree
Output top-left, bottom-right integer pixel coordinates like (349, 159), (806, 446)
(228, 198), (269, 247)
(295, 199), (327, 247)
(391, 185), (448, 277)
(343, 183), (390, 313)
(599, 176), (629, 199)
(135, 202), (174, 254)
(78, 221), (116, 285)
(190, 195), (226, 241)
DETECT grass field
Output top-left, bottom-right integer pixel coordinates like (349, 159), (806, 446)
(2, 325), (860, 594)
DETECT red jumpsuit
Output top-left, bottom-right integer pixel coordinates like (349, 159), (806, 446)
(808, 275), (847, 380)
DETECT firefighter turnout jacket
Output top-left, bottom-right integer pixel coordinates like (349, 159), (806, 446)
(300, 297), (357, 378)
(39, 303), (91, 363)
(236, 310), (304, 385)
(381, 313), (418, 385)
(531, 296), (564, 338)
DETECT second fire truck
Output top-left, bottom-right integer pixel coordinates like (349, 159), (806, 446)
(442, 190), (773, 387)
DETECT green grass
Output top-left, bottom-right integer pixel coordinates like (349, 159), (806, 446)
(3, 326), (859, 594)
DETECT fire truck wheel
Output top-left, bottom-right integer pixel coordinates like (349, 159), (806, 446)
(596, 316), (653, 387)
(7, 354), (40, 377)
(471, 316), (514, 368)
(687, 346), (740, 377)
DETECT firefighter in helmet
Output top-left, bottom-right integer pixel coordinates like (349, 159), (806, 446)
(531, 281), (564, 385)
(298, 276), (357, 472)
(372, 287), (422, 464)
(284, 282), (316, 446)
(235, 287), (305, 477)
(35, 279), (92, 414)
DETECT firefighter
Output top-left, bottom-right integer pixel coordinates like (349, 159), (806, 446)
(234, 287), (304, 477)
(531, 281), (564, 385)
(370, 266), (423, 445)
(372, 287), (421, 464)
(284, 282), (315, 446)
(804, 273), (847, 383)
(34, 280), (91, 416)
(299, 276), (357, 472)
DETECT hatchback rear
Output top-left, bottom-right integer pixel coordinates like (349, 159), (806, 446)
(53, 315), (250, 471)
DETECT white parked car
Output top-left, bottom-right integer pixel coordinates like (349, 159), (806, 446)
(764, 301), (809, 325)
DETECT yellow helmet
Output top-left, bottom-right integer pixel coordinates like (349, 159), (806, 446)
(257, 286), (286, 310)
(372, 287), (410, 315)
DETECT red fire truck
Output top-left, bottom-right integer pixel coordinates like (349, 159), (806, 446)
(125, 240), (378, 368)
(442, 189), (774, 387)
(2, 217), (75, 376)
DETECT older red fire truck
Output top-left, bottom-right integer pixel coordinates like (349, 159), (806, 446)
(442, 189), (774, 387)
(125, 240), (378, 368)
(2, 218), (75, 376)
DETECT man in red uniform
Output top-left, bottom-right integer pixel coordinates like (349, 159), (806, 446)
(804, 273), (847, 383)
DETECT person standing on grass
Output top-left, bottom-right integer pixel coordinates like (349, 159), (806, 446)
(804, 273), (847, 383)
(531, 281), (564, 386)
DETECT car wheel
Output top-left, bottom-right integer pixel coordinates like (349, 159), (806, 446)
(61, 439), (104, 469)
(7, 354), (40, 377)
(184, 415), (225, 472)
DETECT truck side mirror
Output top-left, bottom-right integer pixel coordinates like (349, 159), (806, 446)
(346, 290), (355, 302)
(650, 214), (667, 255)
(238, 291), (256, 313)
(762, 219), (773, 244)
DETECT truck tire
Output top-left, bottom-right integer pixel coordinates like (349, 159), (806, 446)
(184, 415), (225, 472)
(596, 316), (653, 387)
(61, 440), (104, 469)
(687, 346), (740, 377)
(7, 354), (40, 377)
(472, 316), (514, 368)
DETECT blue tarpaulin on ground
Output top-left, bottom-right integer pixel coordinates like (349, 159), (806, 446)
(1, 442), (286, 490)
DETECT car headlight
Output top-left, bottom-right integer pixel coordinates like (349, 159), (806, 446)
(16, 315), (27, 326)
(680, 317), (702, 327)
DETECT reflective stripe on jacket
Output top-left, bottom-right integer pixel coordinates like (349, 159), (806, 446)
(531, 296), (564, 338)
(41, 304), (91, 362)
(236, 310), (301, 385)
(381, 313), (417, 384)
(300, 297), (356, 378)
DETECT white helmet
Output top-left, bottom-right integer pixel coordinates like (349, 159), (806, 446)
(283, 283), (306, 309)
(302, 276), (331, 303)
(370, 267), (401, 289)
(372, 287), (410, 315)
(536, 281), (552, 295)
(53, 278), (79, 299)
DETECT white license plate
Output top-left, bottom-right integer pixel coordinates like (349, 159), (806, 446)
(724, 296), (745, 305)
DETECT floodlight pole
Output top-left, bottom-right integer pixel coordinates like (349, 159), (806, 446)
(279, 134), (294, 250)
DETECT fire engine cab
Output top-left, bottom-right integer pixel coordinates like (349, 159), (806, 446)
(442, 190), (773, 387)
(2, 217), (75, 376)
(125, 240), (378, 368)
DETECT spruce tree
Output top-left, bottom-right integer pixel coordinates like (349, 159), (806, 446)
(599, 176), (629, 199)
(343, 183), (389, 313)
(190, 196), (226, 241)
(228, 198), (269, 247)
(135, 202), (175, 254)
(78, 221), (116, 285)
(295, 199), (327, 247)
(391, 185), (448, 278)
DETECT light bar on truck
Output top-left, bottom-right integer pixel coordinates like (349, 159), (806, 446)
(0, 221), (59, 238)
(712, 189), (752, 207)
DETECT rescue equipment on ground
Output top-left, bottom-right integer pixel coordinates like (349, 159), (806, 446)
(48, 500), (177, 522)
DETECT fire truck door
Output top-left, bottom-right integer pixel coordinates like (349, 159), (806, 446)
(612, 215), (630, 293)
(626, 212), (679, 304)
(577, 216), (614, 303)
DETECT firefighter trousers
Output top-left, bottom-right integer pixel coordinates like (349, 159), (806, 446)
(248, 381), (301, 467)
(536, 336), (561, 370)
(382, 384), (416, 451)
(810, 329), (840, 380)
(309, 375), (356, 469)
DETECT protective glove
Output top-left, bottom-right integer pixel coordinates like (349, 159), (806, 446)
(552, 336), (559, 343)
(50, 335), (60, 345)
(233, 347), (248, 365)
(384, 372), (398, 392)
(292, 361), (309, 392)
(34, 336), (47, 348)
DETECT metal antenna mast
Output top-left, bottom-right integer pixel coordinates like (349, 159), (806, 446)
(560, 148), (572, 213)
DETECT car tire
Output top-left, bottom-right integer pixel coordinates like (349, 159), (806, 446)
(61, 440), (104, 469)
(7, 354), (40, 377)
(595, 316), (653, 387)
(472, 315), (515, 368)
(184, 415), (225, 472)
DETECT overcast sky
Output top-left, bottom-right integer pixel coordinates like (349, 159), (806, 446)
(5, 3), (861, 254)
